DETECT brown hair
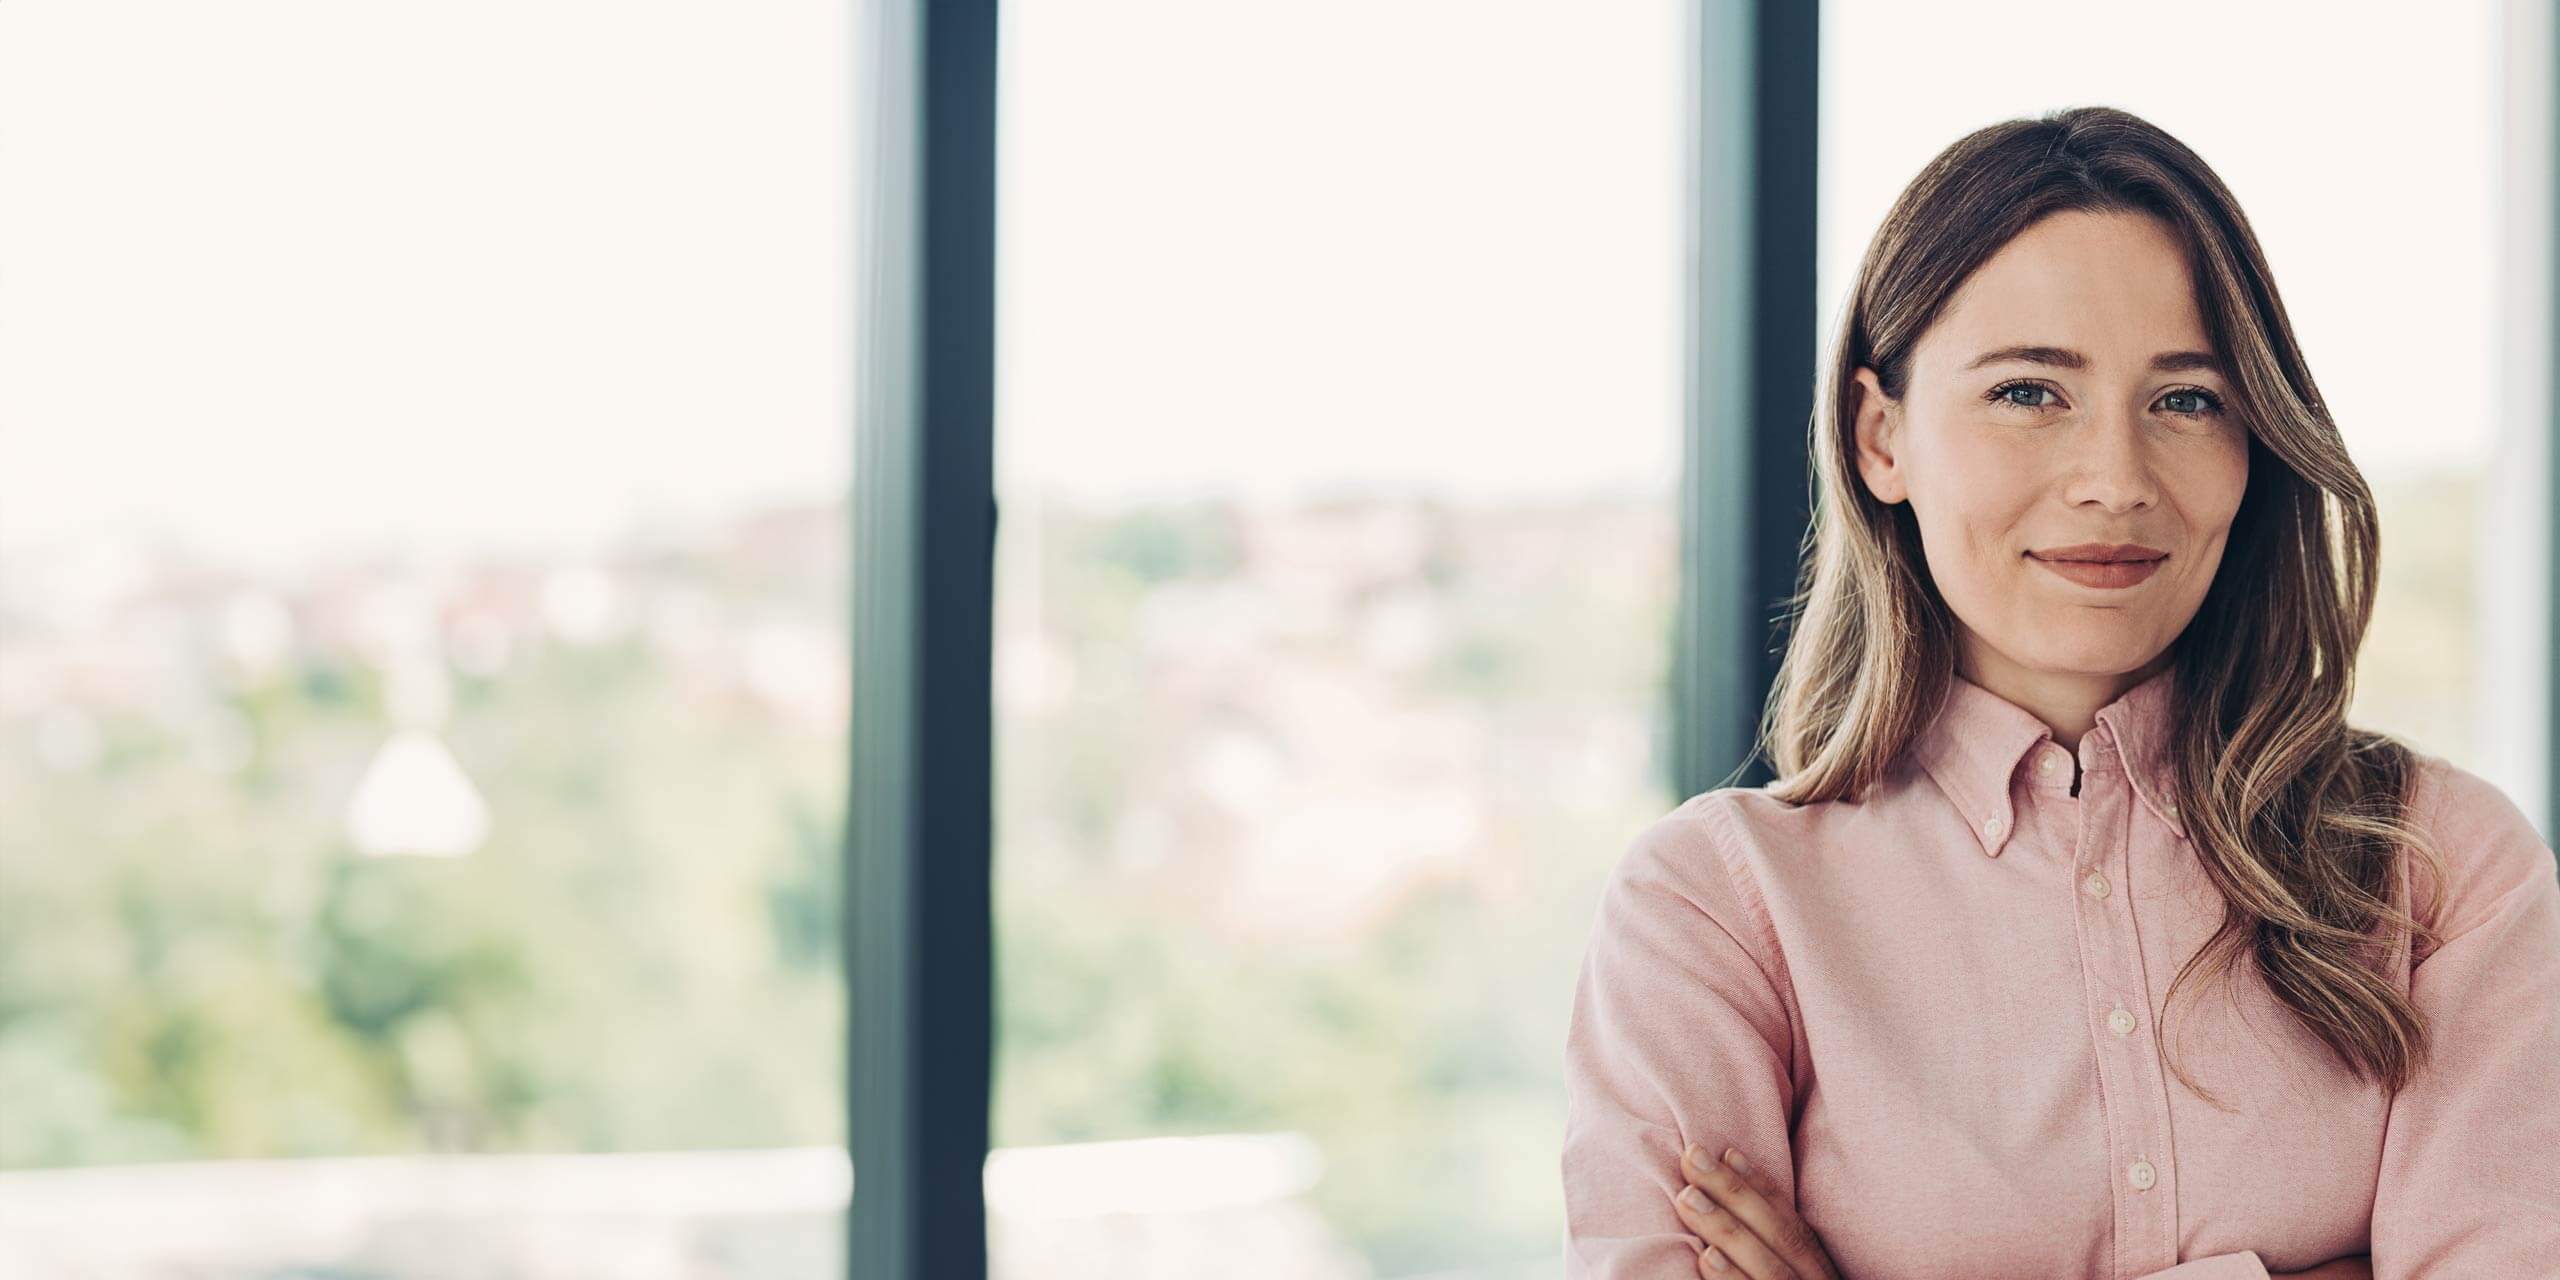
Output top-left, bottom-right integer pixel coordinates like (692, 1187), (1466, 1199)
(1760, 104), (2448, 1101)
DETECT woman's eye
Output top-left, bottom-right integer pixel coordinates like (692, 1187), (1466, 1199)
(2161, 388), (2224, 416)
(1988, 381), (2054, 410)
(1983, 381), (2227, 419)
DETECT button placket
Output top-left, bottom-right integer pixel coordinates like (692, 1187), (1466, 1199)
(2066, 753), (2181, 1273)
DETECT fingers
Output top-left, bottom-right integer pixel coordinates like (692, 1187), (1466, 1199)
(1678, 1143), (1835, 1280)
(1671, 1177), (1798, 1279)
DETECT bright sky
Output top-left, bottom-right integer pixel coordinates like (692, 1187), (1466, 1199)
(0, 0), (2506, 575)
(0, 1), (857, 575)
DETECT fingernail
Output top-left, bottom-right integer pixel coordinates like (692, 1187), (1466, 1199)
(1723, 1148), (1750, 1175)
(1703, 1245), (1732, 1272)
(1678, 1186), (1706, 1210)
(1683, 1143), (1705, 1167)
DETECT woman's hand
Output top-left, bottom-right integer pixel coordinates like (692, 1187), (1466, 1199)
(1670, 1139), (2367, 1280)
(1669, 1143), (1843, 1279)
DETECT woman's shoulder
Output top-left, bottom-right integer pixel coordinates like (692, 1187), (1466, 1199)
(1602, 788), (1775, 921)
(2401, 748), (2554, 942)
(1607, 781), (1858, 909)
(1591, 787), (1806, 1007)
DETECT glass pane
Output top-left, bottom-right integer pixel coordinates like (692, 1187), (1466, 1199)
(993, 2), (1686, 1276)
(0, 3), (859, 1275)
(1821, 0), (2540, 812)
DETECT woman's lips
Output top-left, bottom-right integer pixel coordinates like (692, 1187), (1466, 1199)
(2031, 555), (2164, 589)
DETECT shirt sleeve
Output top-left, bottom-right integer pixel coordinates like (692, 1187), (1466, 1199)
(2369, 756), (2560, 1276)
(1560, 800), (1800, 1278)
(2130, 1250), (2269, 1278)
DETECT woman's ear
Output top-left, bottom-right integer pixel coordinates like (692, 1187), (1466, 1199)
(1850, 366), (1908, 505)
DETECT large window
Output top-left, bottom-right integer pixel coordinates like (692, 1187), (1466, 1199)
(0, 3), (858, 1274)
(990, 2), (1687, 1274)
(9, 4), (2548, 1278)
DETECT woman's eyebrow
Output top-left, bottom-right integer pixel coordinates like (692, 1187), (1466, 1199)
(1961, 344), (2223, 375)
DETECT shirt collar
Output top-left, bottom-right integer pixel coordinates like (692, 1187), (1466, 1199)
(1909, 666), (2185, 858)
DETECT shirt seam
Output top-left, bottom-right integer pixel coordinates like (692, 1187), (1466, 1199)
(1695, 796), (1805, 1087)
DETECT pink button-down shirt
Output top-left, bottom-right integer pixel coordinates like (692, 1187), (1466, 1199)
(1562, 667), (2560, 1278)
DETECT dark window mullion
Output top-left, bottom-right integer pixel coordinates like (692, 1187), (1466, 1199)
(848, 1), (998, 1278)
(1676, 0), (1819, 799)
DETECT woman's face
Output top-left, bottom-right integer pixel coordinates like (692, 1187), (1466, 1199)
(1851, 208), (2251, 689)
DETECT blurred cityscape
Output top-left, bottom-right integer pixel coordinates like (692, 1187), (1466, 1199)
(0, 465), (2478, 1277)
(0, 482), (1679, 1278)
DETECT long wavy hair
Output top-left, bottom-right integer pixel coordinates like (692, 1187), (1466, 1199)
(1761, 105), (2449, 1102)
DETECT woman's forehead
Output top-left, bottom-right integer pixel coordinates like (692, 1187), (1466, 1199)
(1923, 223), (2212, 376)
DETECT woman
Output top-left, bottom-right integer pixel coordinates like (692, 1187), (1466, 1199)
(1560, 105), (2560, 1280)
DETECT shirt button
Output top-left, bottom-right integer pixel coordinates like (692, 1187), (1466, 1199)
(2082, 871), (2110, 899)
(2108, 1007), (2136, 1036)
(2038, 755), (2059, 776)
(1983, 816), (2004, 837)
(2128, 1159), (2155, 1190)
